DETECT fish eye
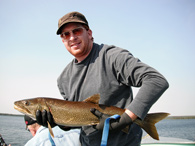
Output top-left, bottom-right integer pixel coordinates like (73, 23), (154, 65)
(24, 101), (30, 106)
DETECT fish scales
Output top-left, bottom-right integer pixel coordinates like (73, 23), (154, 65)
(45, 98), (124, 126)
(14, 94), (169, 140)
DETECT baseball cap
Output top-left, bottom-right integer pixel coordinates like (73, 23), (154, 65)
(56, 11), (89, 35)
(24, 115), (37, 126)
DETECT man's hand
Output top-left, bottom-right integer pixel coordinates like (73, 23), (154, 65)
(36, 110), (57, 128)
(90, 108), (133, 132)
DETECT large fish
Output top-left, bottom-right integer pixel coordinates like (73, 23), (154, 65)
(14, 94), (169, 140)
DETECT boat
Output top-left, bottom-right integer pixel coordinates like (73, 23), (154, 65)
(141, 136), (195, 146)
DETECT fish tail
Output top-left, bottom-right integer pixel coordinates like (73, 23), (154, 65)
(140, 112), (170, 140)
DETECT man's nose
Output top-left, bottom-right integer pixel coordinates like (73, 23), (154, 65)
(69, 32), (78, 40)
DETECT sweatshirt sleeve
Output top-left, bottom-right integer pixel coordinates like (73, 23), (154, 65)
(108, 47), (169, 119)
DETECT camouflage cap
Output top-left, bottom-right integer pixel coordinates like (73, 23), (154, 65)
(56, 11), (89, 35)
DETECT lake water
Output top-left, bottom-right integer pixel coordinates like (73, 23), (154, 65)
(0, 115), (195, 146)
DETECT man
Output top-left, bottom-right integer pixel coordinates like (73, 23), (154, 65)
(24, 115), (80, 146)
(36, 11), (169, 146)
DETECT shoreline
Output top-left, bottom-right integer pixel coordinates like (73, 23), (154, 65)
(0, 113), (195, 119)
(0, 113), (23, 117)
(166, 116), (195, 119)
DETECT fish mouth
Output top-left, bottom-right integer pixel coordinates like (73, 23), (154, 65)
(14, 104), (23, 111)
(14, 104), (31, 115)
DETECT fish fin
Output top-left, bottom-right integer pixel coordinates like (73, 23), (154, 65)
(139, 112), (170, 140)
(47, 121), (54, 138)
(83, 94), (100, 104)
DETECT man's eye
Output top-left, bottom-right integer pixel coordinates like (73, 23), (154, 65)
(73, 28), (83, 35)
(64, 32), (70, 37)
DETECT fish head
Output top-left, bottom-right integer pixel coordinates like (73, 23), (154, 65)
(14, 98), (49, 119)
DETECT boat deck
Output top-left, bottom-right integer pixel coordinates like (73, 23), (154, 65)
(141, 136), (195, 146)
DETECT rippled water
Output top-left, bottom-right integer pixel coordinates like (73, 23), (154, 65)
(155, 118), (195, 141)
(0, 115), (31, 146)
(142, 118), (195, 142)
(0, 115), (195, 145)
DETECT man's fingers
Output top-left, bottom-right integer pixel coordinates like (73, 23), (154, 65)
(47, 111), (56, 127)
(90, 108), (96, 113)
(42, 110), (48, 127)
(36, 110), (43, 125)
(47, 111), (53, 124)
(90, 108), (103, 118)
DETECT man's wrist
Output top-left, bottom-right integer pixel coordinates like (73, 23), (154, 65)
(125, 109), (137, 121)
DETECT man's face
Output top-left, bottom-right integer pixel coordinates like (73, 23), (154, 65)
(27, 125), (36, 136)
(61, 23), (93, 62)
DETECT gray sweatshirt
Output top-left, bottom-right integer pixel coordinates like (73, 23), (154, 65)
(57, 43), (169, 146)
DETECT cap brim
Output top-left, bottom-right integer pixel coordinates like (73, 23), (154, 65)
(56, 21), (88, 35)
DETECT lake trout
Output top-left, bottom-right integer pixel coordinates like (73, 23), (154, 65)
(14, 94), (169, 140)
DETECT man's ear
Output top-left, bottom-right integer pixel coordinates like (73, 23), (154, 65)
(88, 29), (93, 40)
(31, 129), (36, 136)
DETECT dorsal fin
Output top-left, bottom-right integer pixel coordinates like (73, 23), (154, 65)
(83, 94), (100, 104)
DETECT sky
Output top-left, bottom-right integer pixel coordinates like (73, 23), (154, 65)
(0, 0), (195, 116)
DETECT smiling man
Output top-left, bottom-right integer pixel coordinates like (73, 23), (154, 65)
(36, 11), (169, 146)
(60, 23), (93, 63)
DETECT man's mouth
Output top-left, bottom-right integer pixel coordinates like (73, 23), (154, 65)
(71, 42), (81, 48)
